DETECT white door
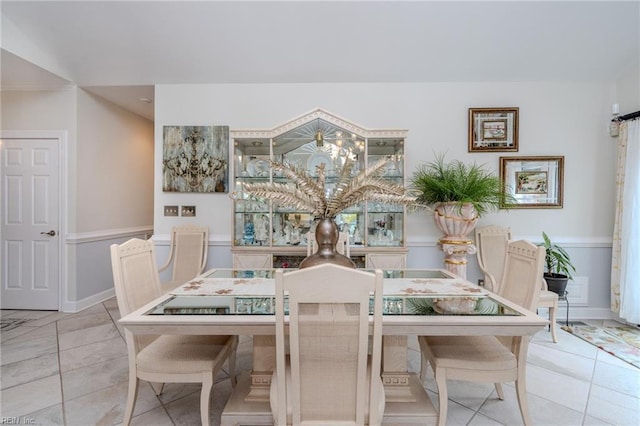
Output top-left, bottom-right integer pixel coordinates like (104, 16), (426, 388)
(1, 138), (60, 310)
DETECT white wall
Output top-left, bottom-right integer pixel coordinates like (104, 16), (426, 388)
(155, 82), (615, 242)
(1, 88), (154, 310)
(154, 81), (618, 318)
(73, 89), (154, 303)
(76, 89), (154, 232)
(615, 61), (640, 115)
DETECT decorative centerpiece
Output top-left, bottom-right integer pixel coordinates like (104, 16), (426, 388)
(243, 157), (416, 268)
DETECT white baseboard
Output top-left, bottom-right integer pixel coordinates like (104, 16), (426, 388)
(60, 288), (116, 313)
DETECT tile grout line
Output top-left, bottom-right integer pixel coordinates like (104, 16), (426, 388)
(55, 316), (69, 426)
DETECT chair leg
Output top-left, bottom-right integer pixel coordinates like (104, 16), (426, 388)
(200, 373), (214, 426)
(549, 305), (558, 343)
(123, 372), (139, 425)
(515, 378), (532, 425)
(434, 367), (448, 426)
(494, 382), (505, 400)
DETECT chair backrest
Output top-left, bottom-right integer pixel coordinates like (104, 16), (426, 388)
(160, 224), (209, 283)
(274, 264), (383, 425)
(499, 240), (545, 312)
(111, 238), (163, 317)
(306, 230), (350, 257)
(475, 225), (512, 292)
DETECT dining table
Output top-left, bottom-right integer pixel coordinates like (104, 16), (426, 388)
(118, 268), (548, 425)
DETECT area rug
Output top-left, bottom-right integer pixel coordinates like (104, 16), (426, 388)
(562, 322), (640, 368)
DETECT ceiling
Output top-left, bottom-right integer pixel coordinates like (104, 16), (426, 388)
(2, 1), (638, 121)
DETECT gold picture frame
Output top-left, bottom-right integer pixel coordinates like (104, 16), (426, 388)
(500, 156), (564, 208)
(469, 107), (519, 152)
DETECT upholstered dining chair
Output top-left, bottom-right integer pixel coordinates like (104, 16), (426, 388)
(271, 264), (385, 425)
(111, 238), (237, 426)
(158, 224), (209, 292)
(306, 229), (350, 257)
(475, 225), (559, 342)
(419, 240), (545, 426)
(475, 225), (511, 292)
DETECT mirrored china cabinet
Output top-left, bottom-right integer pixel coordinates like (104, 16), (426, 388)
(230, 109), (408, 269)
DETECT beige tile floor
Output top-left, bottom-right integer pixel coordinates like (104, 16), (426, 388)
(1, 299), (639, 425)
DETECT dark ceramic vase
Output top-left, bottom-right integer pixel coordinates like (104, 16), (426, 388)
(299, 218), (355, 269)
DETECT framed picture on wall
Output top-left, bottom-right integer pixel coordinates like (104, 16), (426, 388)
(499, 156), (564, 208)
(469, 107), (519, 152)
(162, 125), (229, 193)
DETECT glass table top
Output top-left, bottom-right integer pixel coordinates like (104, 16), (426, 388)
(202, 269), (455, 280)
(146, 269), (519, 317)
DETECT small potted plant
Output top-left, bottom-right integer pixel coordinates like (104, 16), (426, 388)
(410, 153), (511, 241)
(539, 231), (576, 295)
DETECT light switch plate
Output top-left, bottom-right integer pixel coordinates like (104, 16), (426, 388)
(164, 205), (179, 216)
(181, 205), (196, 217)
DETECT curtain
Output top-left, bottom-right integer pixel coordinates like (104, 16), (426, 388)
(611, 119), (640, 324)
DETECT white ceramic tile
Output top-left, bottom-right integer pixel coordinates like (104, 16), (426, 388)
(582, 414), (617, 425)
(420, 365), (496, 412)
(58, 322), (121, 351)
(0, 331), (58, 366)
(127, 405), (175, 426)
(155, 383), (201, 404)
(527, 342), (596, 382)
(591, 358), (640, 397)
(64, 380), (162, 425)
(22, 402), (65, 425)
(61, 355), (129, 400)
(524, 363), (591, 412)
(1, 321), (57, 344)
(103, 297), (119, 310)
(25, 311), (72, 327)
(432, 395), (477, 426)
(163, 390), (206, 425)
(466, 411), (505, 425)
(479, 384), (584, 426)
(1, 310), (58, 321)
(56, 310), (113, 334)
(0, 325), (40, 342)
(0, 352), (59, 389)
(0, 374), (61, 418)
(59, 336), (127, 372)
(535, 328), (599, 359)
(586, 383), (640, 425)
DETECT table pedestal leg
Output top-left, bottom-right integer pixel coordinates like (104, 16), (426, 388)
(246, 335), (275, 402)
(439, 239), (477, 279)
(381, 335), (415, 402)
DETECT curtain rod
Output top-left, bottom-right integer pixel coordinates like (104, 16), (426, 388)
(615, 110), (640, 122)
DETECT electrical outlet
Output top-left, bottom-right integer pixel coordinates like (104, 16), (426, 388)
(181, 205), (196, 217)
(478, 278), (485, 287)
(164, 205), (179, 216)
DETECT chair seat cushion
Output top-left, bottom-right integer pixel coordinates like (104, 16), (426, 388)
(419, 335), (516, 370)
(137, 335), (233, 374)
(270, 356), (385, 424)
(538, 290), (559, 305)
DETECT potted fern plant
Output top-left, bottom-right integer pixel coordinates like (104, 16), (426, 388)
(410, 153), (510, 241)
(539, 232), (575, 295)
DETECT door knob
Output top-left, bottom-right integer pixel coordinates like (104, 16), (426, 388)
(40, 230), (56, 237)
